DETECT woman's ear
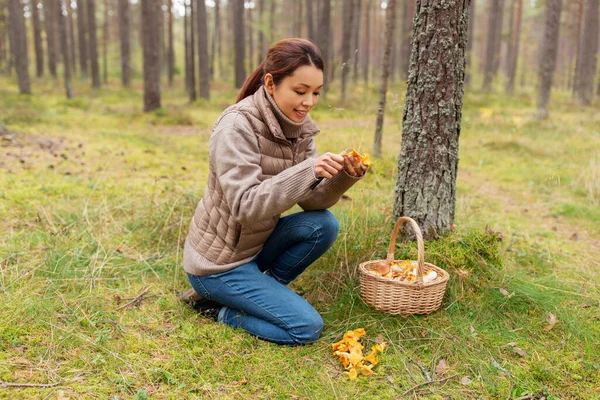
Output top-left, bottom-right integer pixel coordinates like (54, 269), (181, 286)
(264, 73), (274, 95)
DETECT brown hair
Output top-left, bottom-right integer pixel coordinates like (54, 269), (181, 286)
(236, 38), (325, 103)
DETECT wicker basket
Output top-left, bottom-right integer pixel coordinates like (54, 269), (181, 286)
(358, 216), (450, 315)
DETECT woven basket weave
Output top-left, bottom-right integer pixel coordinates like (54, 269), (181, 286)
(358, 216), (450, 315)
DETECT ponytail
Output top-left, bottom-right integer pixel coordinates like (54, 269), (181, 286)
(236, 60), (266, 103)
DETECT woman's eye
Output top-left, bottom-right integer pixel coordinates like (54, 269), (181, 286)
(295, 91), (305, 95)
(314, 92), (321, 96)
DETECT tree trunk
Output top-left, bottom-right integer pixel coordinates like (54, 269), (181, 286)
(0, 2), (7, 74)
(247, 4), (254, 69)
(571, 0), (583, 95)
(158, 0), (164, 76)
(119, 0), (130, 87)
(269, 0), (276, 42)
(306, 0), (315, 41)
(215, 0), (222, 79)
(372, 0), (397, 158)
(317, 0), (331, 95)
(197, 0), (209, 99)
(362, 0), (371, 85)
(352, 0), (362, 84)
(505, 0), (522, 95)
(189, 0), (197, 101)
(575, 0), (598, 105)
(482, 0), (503, 91)
(340, 0), (356, 104)
(536, 0), (562, 119)
(58, 0), (73, 98)
(88, 0), (100, 87)
(102, 0), (108, 84)
(7, 0), (31, 93)
(167, 0), (174, 86)
(76, 0), (88, 79)
(45, 0), (58, 78)
(232, 0), (246, 88)
(142, 0), (161, 111)
(399, 0), (415, 81)
(68, 2), (77, 74)
(490, 0), (504, 77)
(465, 0), (475, 85)
(394, 0), (471, 239)
(257, 0), (265, 62)
(185, 0), (196, 101)
(31, 0), (44, 77)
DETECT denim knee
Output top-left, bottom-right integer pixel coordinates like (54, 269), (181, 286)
(290, 312), (324, 344)
(314, 210), (339, 243)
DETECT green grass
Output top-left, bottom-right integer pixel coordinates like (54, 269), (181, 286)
(1, 76), (599, 399)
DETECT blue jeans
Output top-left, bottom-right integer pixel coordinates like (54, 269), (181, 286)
(187, 210), (339, 345)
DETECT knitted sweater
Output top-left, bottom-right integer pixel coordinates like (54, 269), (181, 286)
(183, 86), (364, 276)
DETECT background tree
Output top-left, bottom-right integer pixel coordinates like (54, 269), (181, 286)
(317, 0), (331, 96)
(76, 0), (88, 79)
(574, 0), (598, 105)
(372, 0), (397, 158)
(213, 0), (222, 79)
(167, 0), (174, 86)
(536, 0), (562, 119)
(352, 0), (362, 84)
(67, 1), (76, 73)
(482, 0), (504, 91)
(232, 0), (245, 88)
(184, 0), (196, 101)
(465, 0), (475, 85)
(197, 0), (209, 99)
(399, 0), (415, 80)
(306, 0), (315, 42)
(31, 0), (44, 77)
(102, 0), (109, 84)
(45, 0), (58, 78)
(141, 0), (160, 111)
(7, 0), (30, 93)
(87, 0), (100, 87)
(257, 0), (265, 62)
(0, 0), (7, 74)
(361, 0), (371, 85)
(119, 0), (130, 87)
(505, 0), (523, 95)
(58, 0), (72, 98)
(394, 0), (471, 239)
(340, 0), (356, 104)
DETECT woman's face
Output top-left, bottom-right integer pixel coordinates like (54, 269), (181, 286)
(265, 65), (324, 122)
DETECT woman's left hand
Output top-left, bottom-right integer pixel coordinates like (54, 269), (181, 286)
(343, 155), (368, 177)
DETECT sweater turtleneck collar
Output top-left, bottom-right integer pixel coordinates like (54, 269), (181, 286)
(262, 86), (305, 139)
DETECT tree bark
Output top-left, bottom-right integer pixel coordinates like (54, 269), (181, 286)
(31, 0), (44, 77)
(214, 0), (222, 79)
(372, 0), (397, 158)
(465, 0), (475, 85)
(362, 0), (371, 85)
(505, 0), (522, 95)
(247, 4), (254, 69)
(482, 0), (504, 91)
(352, 0), (362, 84)
(189, 0), (196, 101)
(142, 0), (161, 111)
(197, 0), (209, 99)
(185, 0), (196, 101)
(87, 0), (100, 87)
(0, 2), (7, 74)
(575, 0), (598, 105)
(7, 0), (31, 93)
(490, 0), (504, 77)
(340, 0), (356, 104)
(102, 0), (108, 84)
(399, 0), (415, 81)
(167, 0), (174, 86)
(269, 0), (275, 42)
(317, 0), (331, 95)
(232, 0), (245, 88)
(67, 2), (77, 74)
(76, 0), (88, 79)
(58, 0), (73, 98)
(536, 0), (562, 119)
(45, 0), (58, 78)
(394, 0), (471, 239)
(306, 0), (315, 41)
(118, 0), (130, 87)
(257, 0), (265, 62)
(571, 0), (583, 95)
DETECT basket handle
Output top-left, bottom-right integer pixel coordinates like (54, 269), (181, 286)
(387, 216), (425, 283)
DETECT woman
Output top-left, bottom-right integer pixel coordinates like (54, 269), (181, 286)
(182, 38), (368, 345)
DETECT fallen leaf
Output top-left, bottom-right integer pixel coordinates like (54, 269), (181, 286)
(499, 288), (513, 298)
(543, 312), (558, 331)
(460, 376), (472, 385)
(435, 359), (448, 376)
(375, 334), (386, 344)
(386, 375), (395, 383)
(513, 347), (527, 357)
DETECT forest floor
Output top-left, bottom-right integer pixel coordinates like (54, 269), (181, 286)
(1, 77), (599, 399)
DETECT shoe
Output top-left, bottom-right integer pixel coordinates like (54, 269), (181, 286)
(179, 288), (221, 321)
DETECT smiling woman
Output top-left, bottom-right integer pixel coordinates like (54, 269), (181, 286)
(181, 38), (371, 345)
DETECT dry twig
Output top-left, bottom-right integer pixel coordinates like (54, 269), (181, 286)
(0, 380), (63, 388)
(402, 374), (459, 396)
(116, 286), (152, 310)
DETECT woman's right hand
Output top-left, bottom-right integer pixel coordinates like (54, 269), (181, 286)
(314, 152), (344, 179)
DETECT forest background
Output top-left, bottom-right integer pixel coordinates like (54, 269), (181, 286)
(1, 0), (600, 398)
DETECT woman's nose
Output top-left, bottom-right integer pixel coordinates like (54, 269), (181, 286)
(302, 96), (314, 107)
